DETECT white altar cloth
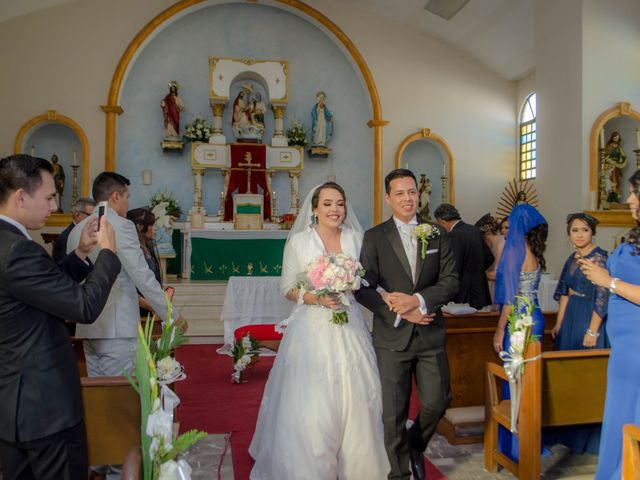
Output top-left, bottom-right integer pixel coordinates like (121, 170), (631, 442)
(218, 276), (293, 354)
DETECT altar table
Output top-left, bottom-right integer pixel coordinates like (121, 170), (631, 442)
(219, 276), (293, 351)
(186, 230), (288, 280)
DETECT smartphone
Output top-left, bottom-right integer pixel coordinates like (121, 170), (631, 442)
(97, 201), (108, 230)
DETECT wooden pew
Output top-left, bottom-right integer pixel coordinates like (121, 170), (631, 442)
(437, 312), (556, 444)
(81, 376), (141, 467)
(623, 424), (640, 480)
(484, 341), (609, 479)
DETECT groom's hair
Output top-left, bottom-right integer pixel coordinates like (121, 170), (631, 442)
(384, 168), (417, 193)
(311, 181), (347, 219)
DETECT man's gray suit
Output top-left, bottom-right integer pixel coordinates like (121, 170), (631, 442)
(356, 217), (458, 479)
(67, 208), (177, 375)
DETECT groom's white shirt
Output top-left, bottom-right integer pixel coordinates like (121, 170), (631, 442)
(391, 216), (428, 326)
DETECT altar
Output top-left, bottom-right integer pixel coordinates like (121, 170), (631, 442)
(184, 229), (288, 280)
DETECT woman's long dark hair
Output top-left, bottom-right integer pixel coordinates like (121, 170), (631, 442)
(627, 170), (640, 253)
(526, 223), (548, 271)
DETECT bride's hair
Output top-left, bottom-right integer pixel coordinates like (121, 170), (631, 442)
(311, 181), (348, 220)
(626, 169), (640, 254)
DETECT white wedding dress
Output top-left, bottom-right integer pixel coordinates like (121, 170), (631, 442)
(249, 226), (390, 479)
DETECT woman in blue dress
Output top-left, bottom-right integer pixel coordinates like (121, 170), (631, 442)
(552, 213), (608, 350)
(548, 212), (608, 454)
(581, 170), (640, 479)
(492, 204), (548, 461)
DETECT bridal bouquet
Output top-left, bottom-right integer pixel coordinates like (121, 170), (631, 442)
(297, 253), (366, 325)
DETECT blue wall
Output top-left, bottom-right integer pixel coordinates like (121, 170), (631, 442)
(117, 3), (372, 227)
(403, 139), (447, 215)
(27, 123), (82, 213)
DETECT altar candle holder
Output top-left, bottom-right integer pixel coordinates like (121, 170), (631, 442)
(440, 175), (447, 204)
(71, 164), (80, 210)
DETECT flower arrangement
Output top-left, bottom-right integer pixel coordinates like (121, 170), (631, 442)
(499, 296), (538, 433)
(231, 333), (260, 383)
(412, 223), (440, 259)
(296, 253), (366, 325)
(127, 295), (205, 480)
(150, 190), (182, 218)
(285, 120), (308, 147)
(183, 116), (213, 142)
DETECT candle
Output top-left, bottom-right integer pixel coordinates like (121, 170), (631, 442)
(600, 129), (605, 149)
(405, 163), (409, 170)
(30, 146), (35, 156)
(442, 162), (446, 177)
(72, 150), (78, 167)
(636, 128), (640, 150)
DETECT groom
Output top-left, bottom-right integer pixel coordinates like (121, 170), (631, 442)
(356, 169), (458, 480)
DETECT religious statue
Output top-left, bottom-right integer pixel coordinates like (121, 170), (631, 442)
(602, 131), (627, 204)
(231, 84), (265, 142)
(418, 174), (432, 220)
(151, 201), (176, 256)
(161, 81), (185, 139)
(309, 91), (333, 156)
(51, 153), (65, 213)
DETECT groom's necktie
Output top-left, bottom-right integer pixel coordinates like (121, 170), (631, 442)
(399, 223), (417, 282)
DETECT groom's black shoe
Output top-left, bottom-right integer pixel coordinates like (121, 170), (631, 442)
(409, 447), (426, 480)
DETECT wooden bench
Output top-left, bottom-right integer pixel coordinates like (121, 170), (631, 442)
(484, 341), (609, 479)
(81, 376), (141, 467)
(623, 423), (640, 479)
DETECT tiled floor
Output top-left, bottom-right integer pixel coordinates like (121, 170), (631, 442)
(426, 433), (598, 479)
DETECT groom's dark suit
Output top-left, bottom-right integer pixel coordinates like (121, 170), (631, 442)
(356, 216), (458, 479)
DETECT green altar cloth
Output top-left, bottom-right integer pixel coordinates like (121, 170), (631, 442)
(189, 230), (287, 280)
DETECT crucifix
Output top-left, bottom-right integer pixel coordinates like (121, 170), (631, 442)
(238, 152), (262, 192)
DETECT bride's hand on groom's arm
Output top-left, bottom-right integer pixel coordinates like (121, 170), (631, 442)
(387, 292), (419, 316)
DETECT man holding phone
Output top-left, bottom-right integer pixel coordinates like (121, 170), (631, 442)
(0, 155), (121, 480)
(67, 172), (185, 376)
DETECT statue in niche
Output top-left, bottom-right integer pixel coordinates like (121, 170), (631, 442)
(602, 131), (627, 204)
(51, 153), (65, 213)
(231, 84), (265, 142)
(418, 174), (432, 220)
(309, 91), (333, 157)
(161, 81), (185, 139)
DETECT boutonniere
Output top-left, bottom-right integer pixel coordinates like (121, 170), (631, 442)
(412, 224), (440, 259)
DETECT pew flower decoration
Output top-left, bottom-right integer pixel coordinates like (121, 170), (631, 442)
(294, 253), (367, 325)
(151, 296), (188, 386)
(183, 116), (212, 142)
(231, 333), (260, 383)
(499, 296), (538, 433)
(128, 321), (206, 480)
(412, 224), (440, 259)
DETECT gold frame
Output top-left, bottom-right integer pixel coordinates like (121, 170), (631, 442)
(13, 109), (90, 227)
(588, 101), (640, 227)
(101, 0), (387, 224)
(394, 128), (455, 203)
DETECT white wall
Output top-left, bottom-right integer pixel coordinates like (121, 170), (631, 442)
(0, 0), (516, 230)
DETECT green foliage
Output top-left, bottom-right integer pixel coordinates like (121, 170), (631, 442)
(150, 190), (182, 218)
(286, 120), (308, 146)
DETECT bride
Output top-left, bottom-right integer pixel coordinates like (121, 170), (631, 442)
(249, 182), (390, 479)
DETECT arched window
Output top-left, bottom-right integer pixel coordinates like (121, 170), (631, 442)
(519, 93), (536, 180)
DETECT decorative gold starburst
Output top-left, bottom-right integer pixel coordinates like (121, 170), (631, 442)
(495, 178), (539, 219)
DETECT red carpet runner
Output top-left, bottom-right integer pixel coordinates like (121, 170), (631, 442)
(176, 344), (446, 480)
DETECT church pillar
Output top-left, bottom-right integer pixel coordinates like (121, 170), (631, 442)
(209, 101), (226, 145)
(271, 105), (288, 147)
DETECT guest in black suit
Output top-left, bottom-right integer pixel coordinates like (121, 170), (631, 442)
(0, 155), (121, 480)
(356, 169), (458, 480)
(434, 203), (493, 309)
(51, 197), (96, 263)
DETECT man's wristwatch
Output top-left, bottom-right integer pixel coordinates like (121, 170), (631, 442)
(609, 277), (620, 294)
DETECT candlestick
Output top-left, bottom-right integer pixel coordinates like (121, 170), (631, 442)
(30, 146), (35, 156)
(442, 162), (446, 177)
(71, 164), (79, 210)
(72, 150), (78, 167)
(600, 129), (605, 149)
